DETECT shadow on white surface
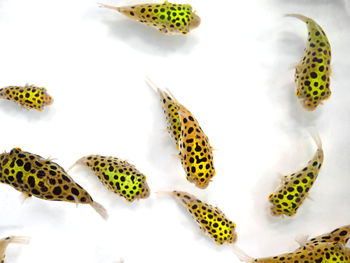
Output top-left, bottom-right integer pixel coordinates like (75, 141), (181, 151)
(0, 100), (55, 122)
(19, 198), (66, 225)
(100, 18), (200, 56)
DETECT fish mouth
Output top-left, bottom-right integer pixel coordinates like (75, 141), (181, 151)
(300, 99), (318, 111)
(189, 13), (201, 30)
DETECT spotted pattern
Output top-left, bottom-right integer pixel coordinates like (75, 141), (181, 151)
(0, 148), (99, 206)
(268, 136), (323, 217)
(246, 226), (350, 263)
(0, 85), (53, 111)
(250, 242), (349, 263)
(288, 14), (331, 111)
(178, 107), (215, 189)
(171, 191), (236, 245)
(101, 0), (200, 34)
(154, 85), (215, 189)
(302, 225), (350, 249)
(74, 155), (150, 202)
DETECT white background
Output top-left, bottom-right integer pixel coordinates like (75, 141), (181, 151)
(0, 0), (350, 262)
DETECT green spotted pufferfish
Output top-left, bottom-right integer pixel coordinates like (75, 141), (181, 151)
(287, 14), (331, 111)
(147, 78), (215, 189)
(100, 0), (201, 34)
(69, 155), (150, 202)
(163, 190), (237, 245)
(234, 225), (350, 263)
(0, 84), (53, 111)
(0, 148), (108, 220)
(268, 133), (323, 217)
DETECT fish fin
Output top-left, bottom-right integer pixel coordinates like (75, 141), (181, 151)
(98, 3), (121, 11)
(90, 201), (109, 220)
(145, 76), (162, 94)
(278, 172), (288, 183)
(172, 153), (181, 160)
(289, 62), (301, 71)
(285, 14), (309, 22)
(155, 190), (173, 196)
(67, 156), (86, 172)
(145, 77), (180, 104)
(46, 156), (57, 162)
(7, 236), (30, 245)
(308, 129), (322, 150)
(232, 245), (254, 263)
(305, 192), (314, 201)
(73, 195), (79, 208)
(20, 193), (32, 204)
(295, 234), (310, 248)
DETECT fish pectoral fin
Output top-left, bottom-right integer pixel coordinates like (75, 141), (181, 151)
(20, 193), (32, 204)
(278, 172), (288, 183)
(46, 156), (57, 162)
(305, 192), (314, 201)
(289, 63), (301, 72)
(73, 195), (79, 208)
(295, 234), (310, 248)
(172, 153), (181, 160)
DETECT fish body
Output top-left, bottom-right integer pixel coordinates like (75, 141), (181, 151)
(71, 155), (150, 202)
(0, 236), (29, 263)
(268, 134), (323, 217)
(246, 242), (349, 263)
(287, 14), (331, 111)
(0, 148), (107, 219)
(170, 191), (236, 245)
(235, 226), (350, 263)
(301, 225), (350, 249)
(177, 106), (215, 189)
(100, 0), (201, 34)
(149, 79), (215, 189)
(0, 85), (53, 111)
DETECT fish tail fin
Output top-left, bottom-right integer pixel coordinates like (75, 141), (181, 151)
(308, 128), (322, 150)
(90, 201), (109, 220)
(155, 190), (174, 196)
(7, 236), (30, 245)
(285, 14), (309, 22)
(146, 76), (162, 94)
(67, 156), (87, 172)
(98, 3), (121, 12)
(232, 245), (255, 263)
(146, 77), (180, 104)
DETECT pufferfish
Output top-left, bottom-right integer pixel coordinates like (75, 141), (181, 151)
(69, 155), (150, 202)
(286, 14), (331, 111)
(0, 84), (53, 111)
(162, 190), (237, 245)
(268, 133), (323, 217)
(0, 148), (108, 220)
(0, 236), (29, 263)
(147, 78), (215, 189)
(234, 225), (350, 263)
(99, 0), (201, 34)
